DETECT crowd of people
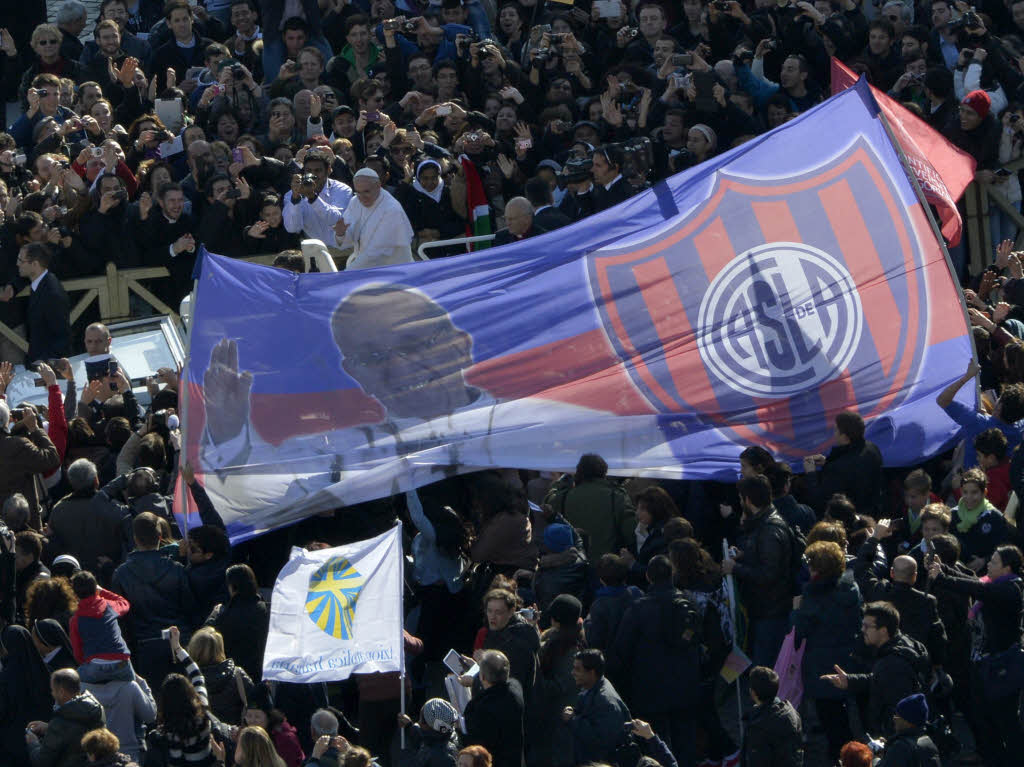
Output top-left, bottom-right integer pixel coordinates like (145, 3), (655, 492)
(3, 0), (1024, 766)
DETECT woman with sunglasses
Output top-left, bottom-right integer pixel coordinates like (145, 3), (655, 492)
(16, 24), (85, 108)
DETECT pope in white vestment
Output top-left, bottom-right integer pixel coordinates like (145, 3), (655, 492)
(197, 284), (679, 538)
(334, 168), (415, 270)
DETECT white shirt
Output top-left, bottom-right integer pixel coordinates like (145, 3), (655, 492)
(336, 188), (414, 270)
(604, 174), (623, 191)
(283, 179), (353, 246)
(30, 270), (48, 292)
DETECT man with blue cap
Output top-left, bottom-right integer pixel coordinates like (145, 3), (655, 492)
(876, 693), (940, 766)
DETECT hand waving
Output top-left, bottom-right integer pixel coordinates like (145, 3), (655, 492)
(203, 339), (253, 444)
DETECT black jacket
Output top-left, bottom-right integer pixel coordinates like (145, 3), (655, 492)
(584, 585), (642, 651)
(791, 572), (862, 700)
(111, 550), (198, 641)
(206, 594), (271, 681)
(534, 206), (572, 232)
(480, 615), (540, 700)
(25, 271), (70, 363)
(877, 727), (941, 767)
(805, 438), (884, 517)
(931, 569), (1024, 654)
(27, 691), (106, 767)
(463, 680), (525, 767)
(201, 659), (253, 726)
(607, 583), (702, 713)
(741, 697), (803, 767)
(846, 633), (930, 737)
(854, 543), (947, 664)
(734, 506), (794, 619)
(151, 36), (213, 92)
(593, 176), (633, 212)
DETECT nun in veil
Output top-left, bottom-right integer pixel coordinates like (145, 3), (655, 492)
(0, 625), (54, 767)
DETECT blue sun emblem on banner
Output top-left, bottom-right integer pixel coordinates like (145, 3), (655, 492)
(305, 557), (365, 639)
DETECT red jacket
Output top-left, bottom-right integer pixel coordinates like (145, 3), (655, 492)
(69, 587), (131, 663)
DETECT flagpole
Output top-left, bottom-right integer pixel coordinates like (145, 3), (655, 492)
(722, 540), (743, 741)
(398, 520), (406, 750)
(177, 275), (199, 540)
(874, 101), (982, 398)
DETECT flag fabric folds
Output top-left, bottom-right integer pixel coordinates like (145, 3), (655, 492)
(830, 58), (976, 246)
(181, 83), (973, 543)
(262, 526), (403, 683)
(461, 155), (492, 250)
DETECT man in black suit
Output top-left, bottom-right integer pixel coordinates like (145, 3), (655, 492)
(592, 145), (634, 213)
(0, 242), (70, 363)
(525, 177), (572, 233)
(492, 197), (540, 247)
(143, 182), (197, 307)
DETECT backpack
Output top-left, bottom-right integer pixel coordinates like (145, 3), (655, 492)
(760, 511), (806, 596)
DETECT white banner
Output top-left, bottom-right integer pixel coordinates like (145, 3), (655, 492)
(262, 525), (403, 683)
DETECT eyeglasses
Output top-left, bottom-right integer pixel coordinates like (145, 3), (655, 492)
(37, 39), (60, 46)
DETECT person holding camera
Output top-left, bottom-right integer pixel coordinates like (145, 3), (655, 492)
(283, 147), (352, 251)
(79, 173), (138, 271)
(197, 172), (254, 259)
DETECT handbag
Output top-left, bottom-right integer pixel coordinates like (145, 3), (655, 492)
(978, 643), (1024, 699)
(772, 628), (806, 708)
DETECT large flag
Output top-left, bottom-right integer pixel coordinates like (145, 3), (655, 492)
(262, 526), (403, 683)
(181, 82), (973, 542)
(831, 58), (976, 246)
(461, 155), (492, 250)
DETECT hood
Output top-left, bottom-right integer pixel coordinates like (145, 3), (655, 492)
(806, 572), (861, 607)
(83, 679), (137, 708)
(59, 690), (105, 726)
(883, 633), (929, 668)
(201, 659), (237, 690)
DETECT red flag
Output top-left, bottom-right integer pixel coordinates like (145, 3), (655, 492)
(830, 58), (976, 246)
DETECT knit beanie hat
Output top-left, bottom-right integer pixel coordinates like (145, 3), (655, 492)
(543, 523), (575, 553)
(547, 594), (583, 626)
(895, 693), (929, 727)
(962, 89), (991, 119)
(421, 698), (458, 734)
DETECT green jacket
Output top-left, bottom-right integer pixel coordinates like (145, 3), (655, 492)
(546, 478), (635, 559)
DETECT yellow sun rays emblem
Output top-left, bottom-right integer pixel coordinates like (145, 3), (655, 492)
(305, 557), (365, 640)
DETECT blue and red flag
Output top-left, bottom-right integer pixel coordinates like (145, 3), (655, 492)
(181, 82), (972, 542)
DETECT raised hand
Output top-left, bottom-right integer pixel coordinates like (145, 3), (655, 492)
(203, 338), (254, 444)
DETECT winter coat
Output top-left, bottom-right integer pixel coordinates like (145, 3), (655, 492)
(111, 550), (198, 641)
(404, 725), (458, 767)
(608, 583), (702, 713)
(584, 585), (642, 651)
(546, 477), (636, 559)
(804, 438), (884, 518)
(876, 728), (941, 767)
(479, 614), (540, 699)
(27, 691), (106, 767)
(932, 569), (1024, 655)
(566, 677), (631, 765)
(200, 659), (253, 726)
(463, 680), (525, 767)
(534, 548), (590, 611)
(734, 507), (794, 620)
(48, 490), (126, 574)
(470, 511), (538, 570)
(845, 633), (930, 737)
(772, 494), (817, 537)
(205, 595), (270, 681)
(83, 676), (156, 763)
(790, 572), (862, 700)
(741, 697), (804, 767)
(951, 502), (1008, 567)
(534, 630), (581, 767)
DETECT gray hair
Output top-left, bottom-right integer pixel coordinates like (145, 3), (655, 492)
(504, 196), (533, 217)
(311, 708), (338, 736)
(1, 494), (30, 531)
(479, 649), (510, 685)
(56, 1), (88, 24)
(67, 458), (98, 492)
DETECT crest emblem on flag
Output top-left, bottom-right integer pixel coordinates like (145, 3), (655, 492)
(305, 557), (365, 639)
(587, 139), (930, 457)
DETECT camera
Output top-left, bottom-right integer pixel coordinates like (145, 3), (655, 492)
(224, 187), (242, 199)
(765, 38), (781, 52)
(436, 104), (452, 116)
(9, 408), (24, 421)
(301, 173), (317, 185)
(466, 131), (482, 142)
(37, 89), (48, 98)
(111, 189), (127, 201)
(550, 32), (568, 43)
(563, 157), (593, 182)
(624, 27), (639, 37)
(152, 410), (168, 429)
(949, 10), (982, 31)
(518, 607), (535, 621)
(231, 64), (245, 79)
(712, 0), (731, 9)
(91, 146), (104, 158)
(161, 628), (172, 640)
(383, 17), (402, 31)
(671, 53), (694, 66)
(404, 19), (419, 32)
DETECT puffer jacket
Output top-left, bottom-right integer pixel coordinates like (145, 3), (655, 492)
(200, 659), (253, 726)
(742, 697), (804, 767)
(846, 633), (930, 737)
(27, 691), (106, 767)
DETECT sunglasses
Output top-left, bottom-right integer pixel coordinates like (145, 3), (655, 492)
(37, 39), (60, 45)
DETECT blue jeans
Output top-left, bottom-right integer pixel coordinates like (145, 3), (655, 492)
(262, 33), (334, 82)
(78, 659), (136, 684)
(750, 616), (790, 669)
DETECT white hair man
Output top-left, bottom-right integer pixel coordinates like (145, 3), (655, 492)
(333, 167), (415, 270)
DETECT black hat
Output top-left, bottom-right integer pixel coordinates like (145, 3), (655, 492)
(332, 105), (357, 119)
(547, 594), (583, 626)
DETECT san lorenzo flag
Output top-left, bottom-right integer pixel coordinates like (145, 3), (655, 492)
(830, 58), (975, 245)
(262, 526), (403, 683)
(181, 82), (972, 543)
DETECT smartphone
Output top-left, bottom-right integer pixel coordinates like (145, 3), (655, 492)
(161, 628), (171, 640)
(366, 111), (380, 122)
(518, 607), (536, 621)
(232, 148), (244, 164)
(108, 360), (119, 391)
(516, 137), (533, 150)
(436, 104), (452, 116)
(33, 378), (46, 387)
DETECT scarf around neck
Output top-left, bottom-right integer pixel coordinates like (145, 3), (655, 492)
(956, 497), (994, 533)
(413, 159), (444, 202)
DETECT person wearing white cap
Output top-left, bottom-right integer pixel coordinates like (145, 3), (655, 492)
(333, 167), (415, 270)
